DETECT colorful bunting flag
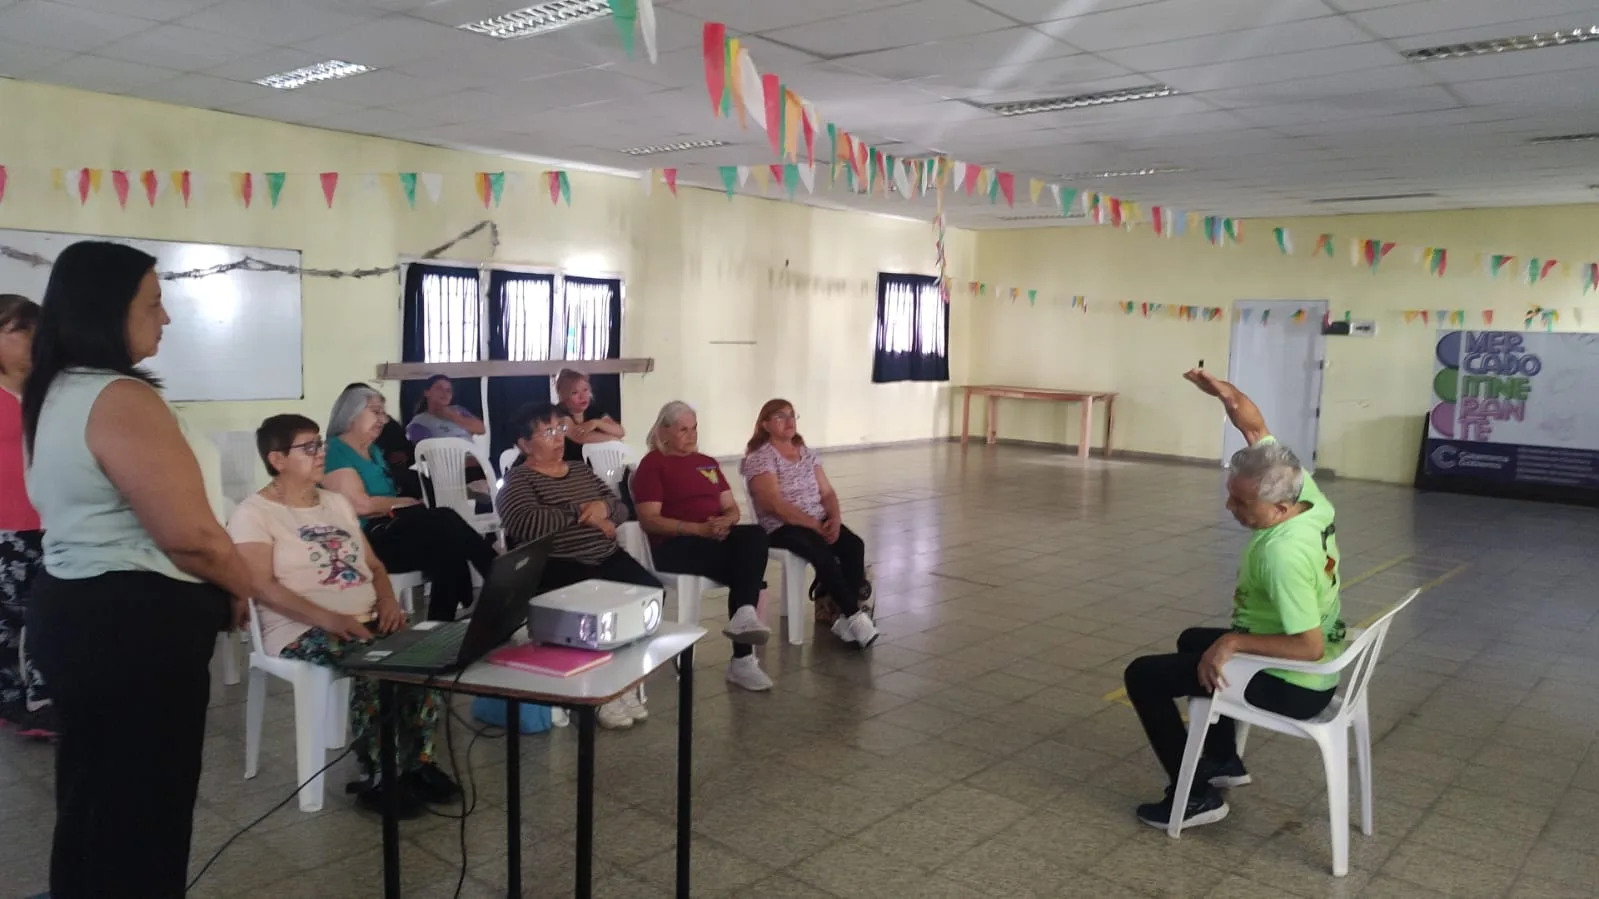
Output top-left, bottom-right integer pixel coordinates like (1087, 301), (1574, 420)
(172, 170), (191, 207)
(1314, 234), (1334, 258)
(1582, 263), (1599, 295)
(1527, 258), (1559, 285)
(1361, 239), (1396, 273)
(662, 168), (678, 195)
(717, 165), (737, 198)
(1488, 254), (1514, 278)
(762, 74), (782, 157)
(266, 172), (286, 208)
(231, 171), (253, 208)
(111, 170), (130, 209)
(0, 165), (7, 205)
(608, 0), (638, 58)
(702, 23), (726, 115)
(319, 172), (339, 208)
(1483, 310), (1495, 325)
(1273, 227), (1292, 255)
(1424, 247), (1447, 277)
(139, 169), (158, 206)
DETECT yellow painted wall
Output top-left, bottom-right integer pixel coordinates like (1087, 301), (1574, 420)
(969, 204), (1599, 483)
(0, 79), (975, 476)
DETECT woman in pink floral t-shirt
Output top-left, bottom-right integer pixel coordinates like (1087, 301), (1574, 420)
(739, 399), (878, 648)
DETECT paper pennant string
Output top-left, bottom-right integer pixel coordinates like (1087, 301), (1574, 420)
(319, 172), (339, 208)
(761, 74), (782, 157)
(738, 49), (763, 128)
(1029, 178), (1044, 205)
(638, 0), (657, 63)
(1483, 310), (1495, 325)
(172, 170), (191, 207)
(662, 167), (678, 195)
(111, 170), (130, 209)
(139, 169), (158, 207)
(608, 0), (637, 58)
(718, 165), (737, 198)
(1583, 263), (1599, 295)
(397, 172), (417, 209)
(265, 171), (286, 208)
(231, 171), (253, 208)
(1273, 227), (1292, 255)
(797, 162), (815, 194)
(0, 165), (7, 205)
(1314, 234), (1334, 257)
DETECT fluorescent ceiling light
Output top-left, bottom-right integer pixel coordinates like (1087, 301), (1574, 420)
(998, 212), (1085, 221)
(1403, 26), (1599, 60)
(459, 0), (612, 39)
(975, 85), (1177, 117)
(1064, 166), (1187, 179)
(618, 139), (730, 157)
(1528, 133), (1599, 144)
(1308, 192), (1437, 203)
(254, 60), (374, 90)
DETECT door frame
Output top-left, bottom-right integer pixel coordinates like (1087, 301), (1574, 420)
(1225, 299), (1329, 470)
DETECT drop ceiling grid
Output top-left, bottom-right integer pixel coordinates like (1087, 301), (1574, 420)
(0, 0), (1590, 224)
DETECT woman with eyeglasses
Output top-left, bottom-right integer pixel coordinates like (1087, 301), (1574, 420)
(23, 242), (255, 898)
(496, 402), (659, 729)
(0, 294), (53, 739)
(228, 414), (457, 816)
(741, 399), (878, 648)
(322, 384), (496, 622)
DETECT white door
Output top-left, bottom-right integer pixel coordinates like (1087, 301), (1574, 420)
(1224, 300), (1328, 471)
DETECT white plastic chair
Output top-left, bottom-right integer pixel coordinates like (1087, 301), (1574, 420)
(499, 447), (520, 479)
(415, 437), (501, 535)
(243, 598), (353, 813)
(582, 440), (630, 493)
(388, 571), (427, 619)
(768, 549), (809, 646)
(616, 522), (720, 625)
(1168, 589), (1421, 876)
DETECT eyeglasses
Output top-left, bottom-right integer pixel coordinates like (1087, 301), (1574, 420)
(769, 412), (797, 423)
(529, 424), (568, 440)
(286, 438), (327, 456)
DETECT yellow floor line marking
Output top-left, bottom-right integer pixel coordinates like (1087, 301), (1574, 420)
(1098, 553), (1457, 708)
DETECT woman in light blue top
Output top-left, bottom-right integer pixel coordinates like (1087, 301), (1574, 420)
(22, 241), (255, 899)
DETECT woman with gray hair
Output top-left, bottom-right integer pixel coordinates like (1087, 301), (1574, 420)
(323, 384), (496, 621)
(632, 401), (775, 692)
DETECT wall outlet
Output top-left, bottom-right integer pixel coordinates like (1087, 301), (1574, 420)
(1349, 320), (1377, 337)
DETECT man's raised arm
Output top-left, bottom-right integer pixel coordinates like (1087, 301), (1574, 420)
(1184, 368), (1270, 446)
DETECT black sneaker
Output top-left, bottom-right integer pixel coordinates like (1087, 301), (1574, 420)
(404, 763), (463, 805)
(353, 777), (426, 819)
(1136, 784), (1230, 830)
(1205, 757), (1252, 789)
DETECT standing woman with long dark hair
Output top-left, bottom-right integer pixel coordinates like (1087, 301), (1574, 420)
(23, 242), (255, 898)
(0, 294), (53, 738)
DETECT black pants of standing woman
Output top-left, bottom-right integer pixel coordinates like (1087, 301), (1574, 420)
(767, 523), (867, 617)
(653, 525), (768, 658)
(27, 570), (229, 899)
(366, 506), (498, 621)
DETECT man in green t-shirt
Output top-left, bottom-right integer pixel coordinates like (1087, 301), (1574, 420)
(1123, 369), (1345, 831)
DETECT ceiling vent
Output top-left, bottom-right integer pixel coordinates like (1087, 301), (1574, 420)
(1528, 133), (1599, 144)
(997, 211), (1086, 221)
(973, 85), (1178, 117)
(1308, 192), (1438, 204)
(1062, 166), (1188, 179)
(619, 139), (731, 157)
(254, 60), (374, 90)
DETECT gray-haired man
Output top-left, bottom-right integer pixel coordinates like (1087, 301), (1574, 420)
(1123, 369), (1346, 830)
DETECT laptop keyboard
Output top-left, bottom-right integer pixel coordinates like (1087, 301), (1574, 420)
(382, 624), (469, 668)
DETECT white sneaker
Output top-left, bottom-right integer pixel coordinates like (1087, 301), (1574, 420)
(619, 689), (648, 722)
(722, 604), (771, 645)
(598, 699), (634, 730)
(845, 610), (880, 648)
(725, 656), (773, 692)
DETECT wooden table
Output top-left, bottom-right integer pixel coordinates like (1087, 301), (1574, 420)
(960, 385), (1118, 459)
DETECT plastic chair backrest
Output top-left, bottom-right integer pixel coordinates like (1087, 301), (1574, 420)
(415, 437), (494, 519)
(246, 597), (266, 656)
(210, 430), (262, 506)
(499, 447), (520, 479)
(583, 440), (628, 490)
(1335, 588), (1420, 711)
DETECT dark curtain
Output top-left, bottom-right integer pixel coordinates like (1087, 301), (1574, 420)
(485, 270), (556, 466)
(563, 276), (624, 424)
(400, 262), (483, 426)
(872, 272), (949, 383)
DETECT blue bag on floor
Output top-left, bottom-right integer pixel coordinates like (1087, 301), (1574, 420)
(470, 696), (553, 734)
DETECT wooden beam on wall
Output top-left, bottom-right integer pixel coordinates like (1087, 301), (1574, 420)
(374, 358), (655, 380)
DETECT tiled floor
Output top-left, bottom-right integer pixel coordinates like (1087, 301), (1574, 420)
(4, 443), (1599, 898)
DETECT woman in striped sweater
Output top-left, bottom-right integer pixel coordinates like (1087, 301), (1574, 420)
(495, 402), (660, 729)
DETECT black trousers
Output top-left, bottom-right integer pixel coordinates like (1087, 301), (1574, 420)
(367, 507), (497, 621)
(27, 570), (229, 899)
(1124, 627), (1335, 784)
(539, 549), (662, 593)
(767, 523), (866, 617)
(653, 525), (768, 657)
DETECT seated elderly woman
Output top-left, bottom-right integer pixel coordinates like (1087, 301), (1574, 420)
(228, 414), (458, 818)
(322, 384), (496, 622)
(496, 402), (659, 729)
(555, 369), (624, 462)
(633, 401), (773, 692)
(741, 399), (878, 648)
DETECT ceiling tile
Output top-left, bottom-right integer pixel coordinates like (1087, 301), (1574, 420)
(51, 0), (216, 20)
(403, 0), (587, 28)
(515, 7), (705, 67)
(294, 68), (458, 105)
(1198, 67), (1441, 109)
(97, 24), (273, 72)
(666, 0), (915, 33)
(307, 104), (445, 136)
(0, 0), (158, 53)
(1451, 71), (1599, 107)
(204, 48), (329, 84)
(290, 12), (486, 67)
(180, 0), (382, 46)
(30, 53), (177, 93)
(136, 72), (273, 110)
(1351, 0), (1599, 40)
(1041, 0), (1333, 52)
(968, 0), (1157, 26)
(226, 91), (367, 124)
(1155, 43), (1407, 92)
(1234, 86), (1459, 127)
(388, 38), (591, 86)
(1422, 41), (1599, 83)
(0, 35), (73, 75)
(828, 25), (1077, 80)
(905, 56), (1138, 101)
(1097, 17), (1375, 71)
(761, 0), (1017, 59)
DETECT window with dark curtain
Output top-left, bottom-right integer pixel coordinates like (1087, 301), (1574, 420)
(872, 272), (949, 383)
(400, 263), (483, 430)
(559, 276), (624, 425)
(485, 270), (558, 464)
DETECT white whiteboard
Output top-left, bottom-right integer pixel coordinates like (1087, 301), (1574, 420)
(0, 228), (303, 401)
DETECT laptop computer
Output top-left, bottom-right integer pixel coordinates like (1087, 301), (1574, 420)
(342, 536), (553, 677)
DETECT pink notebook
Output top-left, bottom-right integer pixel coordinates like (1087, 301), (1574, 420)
(487, 643), (613, 678)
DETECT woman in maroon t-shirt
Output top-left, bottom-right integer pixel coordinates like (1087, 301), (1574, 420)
(632, 401), (774, 692)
